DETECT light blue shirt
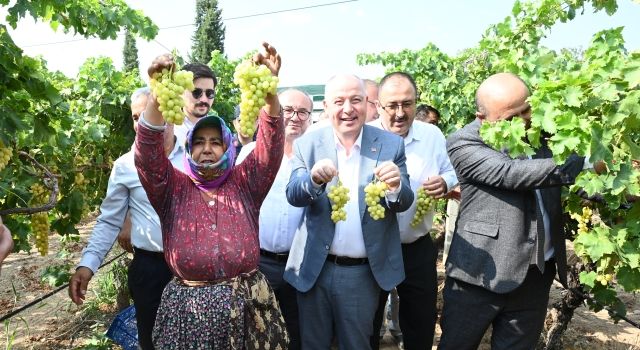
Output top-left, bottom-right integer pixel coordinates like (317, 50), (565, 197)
(78, 143), (184, 273)
(370, 119), (458, 243)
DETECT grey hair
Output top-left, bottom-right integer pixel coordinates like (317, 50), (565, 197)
(131, 87), (151, 102)
(278, 88), (314, 110)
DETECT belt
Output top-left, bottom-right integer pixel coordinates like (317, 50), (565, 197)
(260, 249), (290, 263)
(326, 254), (368, 266)
(133, 247), (165, 260)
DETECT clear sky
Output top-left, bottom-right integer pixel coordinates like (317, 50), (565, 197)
(4, 0), (640, 87)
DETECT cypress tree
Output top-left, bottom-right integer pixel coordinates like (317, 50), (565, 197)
(190, 0), (225, 64)
(122, 29), (139, 72)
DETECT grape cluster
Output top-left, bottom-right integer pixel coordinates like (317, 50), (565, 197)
(328, 180), (349, 223)
(411, 187), (436, 228)
(74, 172), (89, 189)
(596, 272), (614, 286)
(570, 206), (593, 235)
(0, 141), (11, 172)
(233, 60), (279, 136)
(30, 183), (50, 256)
(150, 69), (194, 125)
(364, 180), (388, 220)
(31, 213), (50, 256)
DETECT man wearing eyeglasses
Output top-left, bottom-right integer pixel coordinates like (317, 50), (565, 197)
(173, 63), (217, 145)
(235, 88), (312, 349)
(369, 72), (458, 350)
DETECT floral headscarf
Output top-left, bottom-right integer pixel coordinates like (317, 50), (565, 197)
(183, 115), (237, 191)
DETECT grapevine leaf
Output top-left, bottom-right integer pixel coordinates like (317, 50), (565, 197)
(563, 86), (583, 107)
(593, 82), (619, 102)
(591, 288), (620, 312)
(611, 164), (635, 195)
(574, 226), (615, 261)
(622, 63), (640, 88)
(616, 266), (640, 292)
(619, 91), (640, 117)
(576, 172), (605, 196)
(590, 124), (614, 163)
(579, 271), (597, 288)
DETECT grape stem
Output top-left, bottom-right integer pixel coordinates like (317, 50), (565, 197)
(0, 151), (59, 216)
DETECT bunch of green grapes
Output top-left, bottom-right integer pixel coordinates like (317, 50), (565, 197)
(410, 187), (436, 228)
(0, 141), (11, 172)
(328, 180), (349, 223)
(31, 212), (50, 256)
(233, 60), (279, 136)
(74, 172), (89, 190)
(150, 69), (194, 125)
(30, 183), (51, 256)
(364, 180), (388, 220)
(570, 206), (593, 235)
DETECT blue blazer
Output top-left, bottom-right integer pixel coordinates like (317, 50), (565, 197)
(284, 125), (414, 292)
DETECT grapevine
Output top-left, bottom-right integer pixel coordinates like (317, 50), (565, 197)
(364, 179), (387, 220)
(411, 187), (436, 228)
(233, 60), (279, 136)
(0, 141), (11, 172)
(327, 180), (349, 223)
(149, 68), (195, 125)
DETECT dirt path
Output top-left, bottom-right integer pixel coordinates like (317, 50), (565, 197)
(0, 219), (638, 349)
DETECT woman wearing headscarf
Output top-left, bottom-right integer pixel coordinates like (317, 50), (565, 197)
(134, 42), (288, 349)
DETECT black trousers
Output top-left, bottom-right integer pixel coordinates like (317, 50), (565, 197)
(438, 260), (556, 350)
(259, 253), (301, 350)
(127, 249), (173, 350)
(371, 235), (438, 350)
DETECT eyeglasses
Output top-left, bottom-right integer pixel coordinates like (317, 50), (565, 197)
(283, 107), (311, 121)
(192, 88), (216, 100)
(380, 100), (415, 114)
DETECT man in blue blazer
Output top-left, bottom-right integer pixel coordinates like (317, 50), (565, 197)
(285, 74), (414, 349)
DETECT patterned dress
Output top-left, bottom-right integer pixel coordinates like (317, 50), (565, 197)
(135, 110), (288, 349)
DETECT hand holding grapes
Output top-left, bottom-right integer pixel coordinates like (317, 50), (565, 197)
(311, 159), (338, 185)
(145, 54), (194, 126)
(423, 175), (447, 198)
(374, 161), (401, 192)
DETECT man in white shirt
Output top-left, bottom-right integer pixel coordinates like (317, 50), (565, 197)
(236, 88), (312, 350)
(369, 72), (458, 349)
(285, 74), (414, 349)
(68, 87), (185, 350)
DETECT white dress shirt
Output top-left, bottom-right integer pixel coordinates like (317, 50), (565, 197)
(370, 119), (458, 243)
(78, 143), (184, 273)
(259, 151), (305, 253)
(328, 130), (367, 258)
(174, 117), (196, 147)
(235, 141), (255, 165)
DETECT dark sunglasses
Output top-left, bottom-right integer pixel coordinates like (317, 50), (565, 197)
(192, 88), (216, 100)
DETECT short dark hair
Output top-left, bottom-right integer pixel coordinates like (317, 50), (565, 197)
(379, 72), (418, 97)
(182, 63), (218, 88)
(417, 104), (440, 119)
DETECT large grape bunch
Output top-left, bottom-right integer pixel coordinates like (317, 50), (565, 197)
(410, 187), (436, 228)
(233, 60), (279, 136)
(30, 183), (50, 256)
(0, 141), (11, 172)
(328, 180), (349, 223)
(150, 69), (194, 125)
(364, 180), (388, 220)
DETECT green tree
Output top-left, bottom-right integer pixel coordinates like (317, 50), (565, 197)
(122, 28), (139, 72)
(190, 0), (226, 63)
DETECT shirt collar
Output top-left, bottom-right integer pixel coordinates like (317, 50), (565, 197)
(404, 122), (420, 146)
(332, 127), (363, 153)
